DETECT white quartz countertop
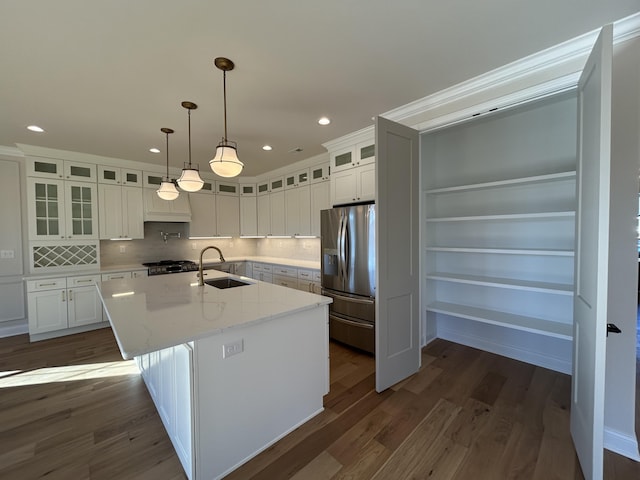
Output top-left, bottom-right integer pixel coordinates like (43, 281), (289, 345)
(97, 269), (331, 360)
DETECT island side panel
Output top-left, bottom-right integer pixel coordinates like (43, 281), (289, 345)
(193, 305), (328, 480)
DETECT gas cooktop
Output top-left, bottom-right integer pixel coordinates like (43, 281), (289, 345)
(142, 260), (198, 275)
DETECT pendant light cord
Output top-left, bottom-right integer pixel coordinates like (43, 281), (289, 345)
(222, 70), (228, 142)
(188, 108), (192, 166)
(165, 131), (170, 177)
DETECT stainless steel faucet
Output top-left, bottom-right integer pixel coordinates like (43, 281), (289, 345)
(198, 246), (226, 286)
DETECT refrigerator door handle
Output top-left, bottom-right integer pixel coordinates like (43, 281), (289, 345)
(339, 213), (346, 281)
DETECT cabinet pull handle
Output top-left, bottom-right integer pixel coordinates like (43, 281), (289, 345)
(39, 282), (56, 287)
(68, 290), (73, 301)
(62, 291), (66, 302)
(76, 279), (93, 284)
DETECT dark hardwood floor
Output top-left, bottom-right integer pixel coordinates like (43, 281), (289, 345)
(0, 327), (638, 479)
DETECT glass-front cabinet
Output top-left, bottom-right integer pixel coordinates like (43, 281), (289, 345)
(27, 178), (98, 241)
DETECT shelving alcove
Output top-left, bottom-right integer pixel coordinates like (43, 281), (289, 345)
(422, 91), (578, 373)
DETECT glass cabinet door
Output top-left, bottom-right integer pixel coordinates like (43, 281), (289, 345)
(68, 183), (96, 237)
(32, 180), (64, 239)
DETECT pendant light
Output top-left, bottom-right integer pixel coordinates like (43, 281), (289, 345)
(177, 101), (204, 192)
(210, 57), (244, 178)
(157, 128), (180, 200)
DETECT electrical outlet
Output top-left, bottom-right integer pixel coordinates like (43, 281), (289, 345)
(223, 339), (244, 359)
(192, 242), (197, 250)
(0, 250), (15, 259)
(119, 245), (126, 254)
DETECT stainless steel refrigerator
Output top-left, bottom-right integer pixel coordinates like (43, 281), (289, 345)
(321, 204), (375, 353)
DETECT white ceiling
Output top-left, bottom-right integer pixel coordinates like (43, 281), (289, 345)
(1, 1), (638, 176)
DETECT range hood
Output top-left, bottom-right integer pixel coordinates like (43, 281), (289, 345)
(143, 188), (192, 222)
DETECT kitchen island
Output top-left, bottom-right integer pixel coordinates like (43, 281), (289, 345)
(97, 270), (331, 480)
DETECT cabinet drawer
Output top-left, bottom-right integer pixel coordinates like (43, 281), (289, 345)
(68, 275), (101, 287)
(101, 272), (133, 281)
(273, 275), (297, 289)
(253, 263), (272, 273)
(298, 269), (313, 280)
(27, 278), (66, 292)
(273, 266), (297, 277)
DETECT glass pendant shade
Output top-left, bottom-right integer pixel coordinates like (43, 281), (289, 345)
(157, 179), (180, 200)
(210, 143), (244, 178)
(177, 167), (204, 192)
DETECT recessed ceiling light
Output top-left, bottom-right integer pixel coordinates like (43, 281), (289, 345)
(318, 117), (330, 126)
(262, 145), (273, 151)
(27, 125), (45, 133)
(149, 148), (160, 154)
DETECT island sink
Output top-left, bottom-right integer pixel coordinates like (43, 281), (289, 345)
(204, 277), (252, 289)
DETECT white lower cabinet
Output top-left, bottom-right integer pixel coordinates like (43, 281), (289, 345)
(251, 263), (273, 283)
(297, 269), (321, 293)
(27, 275), (103, 336)
(138, 343), (194, 480)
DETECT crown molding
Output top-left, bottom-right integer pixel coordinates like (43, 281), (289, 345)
(0, 145), (25, 159)
(383, 12), (640, 129)
(322, 125), (374, 152)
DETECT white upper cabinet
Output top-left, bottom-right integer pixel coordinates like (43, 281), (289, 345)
(309, 163), (330, 184)
(98, 166), (142, 186)
(239, 183), (256, 196)
(98, 184), (144, 239)
(310, 180), (330, 237)
(240, 195), (258, 236)
(285, 169), (310, 190)
(27, 178), (98, 240)
(330, 140), (375, 174)
(188, 191), (216, 238)
(216, 194), (240, 237)
(215, 181), (239, 196)
(330, 163), (375, 206)
(27, 157), (96, 182)
(285, 185), (311, 236)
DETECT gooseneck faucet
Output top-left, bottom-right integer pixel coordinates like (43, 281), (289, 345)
(198, 246), (226, 286)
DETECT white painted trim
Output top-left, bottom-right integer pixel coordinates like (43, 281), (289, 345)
(379, 13), (640, 135)
(604, 427), (640, 461)
(322, 125), (374, 152)
(0, 321), (28, 338)
(411, 73), (580, 133)
(0, 145), (24, 158)
(437, 325), (572, 375)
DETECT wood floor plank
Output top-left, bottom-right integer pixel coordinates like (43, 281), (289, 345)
(290, 451), (343, 480)
(327, 408), (393, 465)
(331, 438), (391, 480)
(371, 398), (462, 480)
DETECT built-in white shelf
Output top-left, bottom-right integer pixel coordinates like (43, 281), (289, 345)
(426, 272), (573, 295)
(426, 211), (575, 222)
(426, 246), (574, 256)
(426, 301), (573, 340)
(425, 171), (576, 195)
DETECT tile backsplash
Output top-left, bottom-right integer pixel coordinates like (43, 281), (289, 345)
(100, 222), (320, 267)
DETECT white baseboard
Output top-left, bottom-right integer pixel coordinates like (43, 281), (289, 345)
(604, 427), (640, 461)
(0, 321), (28, 338)
(436, 317), (572, 374)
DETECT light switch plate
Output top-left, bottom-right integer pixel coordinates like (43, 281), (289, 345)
(223, 339), (244, 359)
(0, 250), (15, 259)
